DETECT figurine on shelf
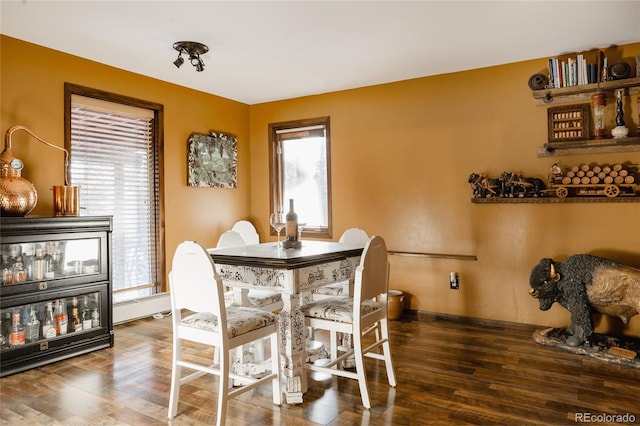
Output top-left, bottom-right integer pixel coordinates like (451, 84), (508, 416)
(550, 163), (563, 184)
(611, 89), (629, 139)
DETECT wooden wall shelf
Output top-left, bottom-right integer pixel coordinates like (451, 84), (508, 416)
(536, 136), (640, 157)
(472, 196), (640, 204)
(532, 77), (640, 106)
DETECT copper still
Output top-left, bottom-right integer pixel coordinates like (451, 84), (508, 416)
(0, 125), (79, 217)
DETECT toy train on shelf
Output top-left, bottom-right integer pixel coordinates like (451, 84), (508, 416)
(469, 162), (638, 199)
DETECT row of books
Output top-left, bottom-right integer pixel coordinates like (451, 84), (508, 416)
(547, 53), (607, 89)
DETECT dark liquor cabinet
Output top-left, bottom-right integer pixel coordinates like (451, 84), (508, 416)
(0, 216), (113, 377)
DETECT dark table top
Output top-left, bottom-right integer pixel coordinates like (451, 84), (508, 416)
(208, 240), (364, 269)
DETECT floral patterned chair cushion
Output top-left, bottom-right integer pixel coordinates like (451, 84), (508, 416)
(301, 296), (381, 323)
(182, 307), (278, 338)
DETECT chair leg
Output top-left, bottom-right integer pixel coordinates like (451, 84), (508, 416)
(168, 339), (182, 419)
(353, 330), (371, 409)
(217, 348), (230, 426)
(380, 319), (397, 387)
(270, 331), (282, 405)
(330, 329), (339, 362)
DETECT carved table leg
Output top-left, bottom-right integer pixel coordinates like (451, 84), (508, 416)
(279, 293), (306, 404)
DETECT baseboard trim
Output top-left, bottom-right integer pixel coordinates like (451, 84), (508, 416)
(113, 292), (171, 325)
(402, 309), (541, 332)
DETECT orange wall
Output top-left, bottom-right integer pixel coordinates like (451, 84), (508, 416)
(2, 35), (639, 337)
(249, 43), (640, 337)
(1, 35), (252, 285)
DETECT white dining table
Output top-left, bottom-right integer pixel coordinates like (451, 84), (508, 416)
(208, 240), (364, 404)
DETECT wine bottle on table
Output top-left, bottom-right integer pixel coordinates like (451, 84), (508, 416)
(283, 199), (300, 249)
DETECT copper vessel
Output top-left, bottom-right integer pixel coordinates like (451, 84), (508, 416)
(1, 125), (77, 217)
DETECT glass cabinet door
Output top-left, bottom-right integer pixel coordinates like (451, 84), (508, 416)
(1, 238), (102, 285)
(0, 291), (102, 351)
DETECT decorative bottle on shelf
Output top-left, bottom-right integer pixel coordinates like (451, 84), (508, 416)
(42, 302), (56, 339)
(9, 311), (26, 347)
(591, 93), (607, 139)
(25, 306), (40, 343)
(283, 199), (300, 249)
(611, 88), (629, 139)
(82, 296), (93, 330)
(53, 299), (68, 335)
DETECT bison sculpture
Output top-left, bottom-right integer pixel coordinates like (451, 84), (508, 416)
(529, 254), (640, 347)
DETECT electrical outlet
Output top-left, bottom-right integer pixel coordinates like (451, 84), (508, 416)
(449, 272), (459, 290)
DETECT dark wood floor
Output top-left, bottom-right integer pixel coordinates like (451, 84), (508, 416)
(1, 312), (639, 425)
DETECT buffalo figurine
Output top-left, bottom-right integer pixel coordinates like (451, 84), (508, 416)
(529, 254), (640, 347)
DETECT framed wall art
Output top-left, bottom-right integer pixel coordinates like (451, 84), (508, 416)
(187, 131), (237, 188)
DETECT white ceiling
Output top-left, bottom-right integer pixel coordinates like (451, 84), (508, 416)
(2, 1), (639, 105)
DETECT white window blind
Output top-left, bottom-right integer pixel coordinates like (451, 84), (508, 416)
(70, 95), (159, 303)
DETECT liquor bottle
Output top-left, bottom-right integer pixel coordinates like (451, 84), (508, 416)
(33, 247), (45, 280)
(82, 296), (93, 330)
(44, 243), (55, 279)
(9, 311), (26, 347)
(54, 299), (68, 335)
(2, 265), (13, 285)
(25, 306), (40, 343)
(91, 295), (100, 328)
(283, 198), (300, 249)
(0, 315), (8, 349)
(42, 302), (56, 338)
(1, 311), (12, 348)
(12, 256), (27, 283)
(69, 297), (82, 332)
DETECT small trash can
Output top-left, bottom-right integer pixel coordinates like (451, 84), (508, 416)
(387, 290), (405, 320)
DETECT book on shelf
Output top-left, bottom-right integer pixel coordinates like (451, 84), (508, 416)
(546, 51), (607, 89)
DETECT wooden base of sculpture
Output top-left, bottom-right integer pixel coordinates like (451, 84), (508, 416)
(534, 327), (640, 369)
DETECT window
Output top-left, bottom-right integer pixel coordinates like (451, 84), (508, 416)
(64, 83), (164, 303)
(269, 117), (332, 238)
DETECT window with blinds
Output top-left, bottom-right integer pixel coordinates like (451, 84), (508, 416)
(269, 117), (332, 238)
(69, 93), (161, 303)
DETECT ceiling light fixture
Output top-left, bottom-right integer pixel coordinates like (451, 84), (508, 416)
(173, 41), (208, 72)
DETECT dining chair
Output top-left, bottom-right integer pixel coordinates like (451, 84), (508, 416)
(167, 241), (282, 425)
(217, 229), (247, 248)
(216, 230), (283, 312)
(216, 230), (283, 362)
(312, 227), (370, 299)
(301, 235), (396, 409)
(339, 227), (370, 245)
(231, 220), (260, 245)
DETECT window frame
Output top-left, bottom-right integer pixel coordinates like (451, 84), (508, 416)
(63, 83), (166, 294)
(268, 116), (332, 239)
